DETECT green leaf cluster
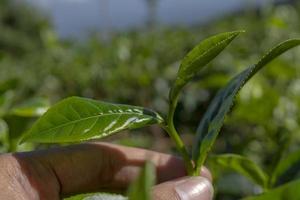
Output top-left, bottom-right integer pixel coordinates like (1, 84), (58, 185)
(20, 31), (300, 199)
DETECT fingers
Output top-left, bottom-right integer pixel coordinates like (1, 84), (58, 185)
(11, 142), (212, 197)
(152, 176), (213, 200)
(10, 143), (180, 194)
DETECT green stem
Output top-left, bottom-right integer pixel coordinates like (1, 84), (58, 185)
(194, 153), (207, 176)
(164, 94), (194, 175)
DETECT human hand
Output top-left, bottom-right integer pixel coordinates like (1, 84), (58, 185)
(0, 142), (213, 200)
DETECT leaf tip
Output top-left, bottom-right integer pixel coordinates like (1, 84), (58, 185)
(229, 30), (246, 38)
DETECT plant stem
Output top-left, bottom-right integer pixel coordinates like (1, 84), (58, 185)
(194, 153), (206, 176)
(165, 94), (194, 175)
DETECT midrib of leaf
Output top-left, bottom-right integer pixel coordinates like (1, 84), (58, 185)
(36, 112), (154, 135)
(21, 97), (164, 143)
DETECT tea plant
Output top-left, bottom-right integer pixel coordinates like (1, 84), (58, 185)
(20, 31), (300, 199)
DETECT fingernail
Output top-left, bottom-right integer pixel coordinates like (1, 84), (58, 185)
(175, 177), (214, 200)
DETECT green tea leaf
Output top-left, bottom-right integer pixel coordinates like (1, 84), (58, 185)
(243, 179), (300, 200)
(10, 97), (50, 117)
(169, 30), (244, 100)
(21, 96), (163, 143)
(127, 161), (156, 200)
(270, 149), (300, 187)
(193, 39), (300, 171)
(208, 154), (268, 188)
(64, 193), (127, 200)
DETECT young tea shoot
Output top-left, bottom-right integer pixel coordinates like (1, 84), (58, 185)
(20, 31), (300, 199)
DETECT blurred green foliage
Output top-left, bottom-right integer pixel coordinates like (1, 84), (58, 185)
(1, 0), (300, 199)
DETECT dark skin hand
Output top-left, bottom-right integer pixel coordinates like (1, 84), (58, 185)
(0, 142), (213, 200)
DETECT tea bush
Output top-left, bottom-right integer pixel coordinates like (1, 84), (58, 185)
(1, 1), (300, 199)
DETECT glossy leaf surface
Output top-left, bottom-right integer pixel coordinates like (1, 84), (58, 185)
(208, 154), (268, 188)
(21, 97), (163, 143)
(243, 180), (300, 200)
(193, 39), (300, 169)
(127, 161), (156, 200)
(170, 30), (243, 100)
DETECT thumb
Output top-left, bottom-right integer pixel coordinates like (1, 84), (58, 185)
(151, 176), (213, 200)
